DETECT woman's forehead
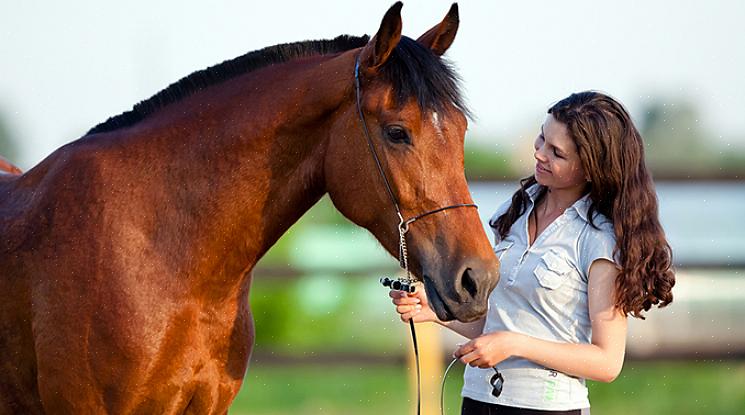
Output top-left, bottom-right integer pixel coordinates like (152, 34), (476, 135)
(542, 115), (576, 152)
(543, 114), (567, 135)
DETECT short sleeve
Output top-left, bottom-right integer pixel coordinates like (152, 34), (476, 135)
(488, 198), (513, 244)
(578, 220), (617, 282)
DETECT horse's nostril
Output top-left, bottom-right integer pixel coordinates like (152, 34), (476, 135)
(461, 267), (478, 299)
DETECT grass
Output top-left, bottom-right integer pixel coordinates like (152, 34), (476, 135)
(231, 365), (408, 415)
(230, 360), (745, 415)
(588, 360), (745, 415)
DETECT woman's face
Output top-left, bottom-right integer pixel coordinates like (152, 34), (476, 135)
(533, 114), (587, 190)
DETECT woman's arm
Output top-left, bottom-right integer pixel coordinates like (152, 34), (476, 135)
(455, 259), (627, 382)
(390, 289), (486, 339)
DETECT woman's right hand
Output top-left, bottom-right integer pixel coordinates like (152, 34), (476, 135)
(389, 286), (438, 324)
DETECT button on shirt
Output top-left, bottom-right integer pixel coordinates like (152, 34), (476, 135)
(462, 184), (617, 411)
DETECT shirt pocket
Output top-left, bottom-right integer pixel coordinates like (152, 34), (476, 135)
(533, 249), (574, 289)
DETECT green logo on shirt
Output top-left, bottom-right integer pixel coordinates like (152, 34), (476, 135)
(544, 379), (558, 402)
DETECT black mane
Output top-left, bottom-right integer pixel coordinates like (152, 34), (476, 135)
(88, 34), (469, 135)
(88, 35), (369, 135)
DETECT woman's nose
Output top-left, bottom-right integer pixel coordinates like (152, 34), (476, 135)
(534, 145), (547, 162)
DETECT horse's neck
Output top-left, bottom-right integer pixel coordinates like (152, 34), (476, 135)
(135, 54), (353, 285)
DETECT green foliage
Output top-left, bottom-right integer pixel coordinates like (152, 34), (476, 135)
(250, 276), (406, 355)
(464, 141), (516, 181)
(639, 99), (745, 179)
(259, 196), (354, 267)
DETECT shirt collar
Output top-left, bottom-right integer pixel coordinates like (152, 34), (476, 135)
(526, 183), (592, 223)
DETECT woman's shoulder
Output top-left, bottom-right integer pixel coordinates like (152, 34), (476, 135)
(576, 211), (618, 275)
(588, 212), (614, 234)
(488, 183), (537, 225)
(572, 196), (614, 240)
(488, 197), (513, 225)
(578, 212), (615, 246)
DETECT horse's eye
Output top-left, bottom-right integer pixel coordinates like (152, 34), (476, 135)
(384, 125), (411, 144)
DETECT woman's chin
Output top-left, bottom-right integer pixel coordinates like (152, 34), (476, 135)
(534, 173), (550, 186)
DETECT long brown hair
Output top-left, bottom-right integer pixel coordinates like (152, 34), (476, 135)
(492, 91), (674, 318)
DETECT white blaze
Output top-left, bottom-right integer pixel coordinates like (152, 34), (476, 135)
(431, 111), (444, 141)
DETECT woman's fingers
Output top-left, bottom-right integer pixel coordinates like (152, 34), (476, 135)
(454, 339), (500, 368)
(392, 298), (420, 306)
(389, 288), (431, 323)
(458, 350), (479, 366)
(454, 340), (476, 358)
(396, 304), (422, 315)
(390, 291), (420, 305)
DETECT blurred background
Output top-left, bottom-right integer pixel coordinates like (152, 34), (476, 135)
(2, 1), (744, 414)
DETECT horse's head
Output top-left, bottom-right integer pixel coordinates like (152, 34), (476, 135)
(325, 2), (499, 322)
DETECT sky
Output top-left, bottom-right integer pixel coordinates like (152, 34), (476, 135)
(1, 0), (744, 169)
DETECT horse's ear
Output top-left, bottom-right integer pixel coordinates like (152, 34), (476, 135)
(416, 3), (459, 56)
(359, 2), (403, 71)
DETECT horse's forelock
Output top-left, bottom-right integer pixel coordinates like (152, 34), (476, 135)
(379, 36), (471, 119)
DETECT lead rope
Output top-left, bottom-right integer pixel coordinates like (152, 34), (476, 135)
(396, 213), (421, 415)
(440, 359), (504, 415)
(441, 358), (459, 415)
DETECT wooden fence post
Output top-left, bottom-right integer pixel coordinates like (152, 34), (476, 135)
(407, 322), (444, 415)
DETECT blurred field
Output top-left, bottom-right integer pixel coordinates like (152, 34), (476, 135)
(231, 360), (745, 415)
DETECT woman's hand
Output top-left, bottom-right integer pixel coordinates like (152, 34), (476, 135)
(453, 331), (521, 368)
(389, 286), (438, 324)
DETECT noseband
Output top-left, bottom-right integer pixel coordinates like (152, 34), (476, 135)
(353, 56), (477, 276)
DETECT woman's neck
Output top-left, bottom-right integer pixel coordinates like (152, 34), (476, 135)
(540, 184), (587, 215)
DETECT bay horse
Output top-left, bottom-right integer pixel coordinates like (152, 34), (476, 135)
(0, 2), (499, 413)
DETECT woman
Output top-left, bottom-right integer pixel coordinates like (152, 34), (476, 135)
(391, 91), (675, 414)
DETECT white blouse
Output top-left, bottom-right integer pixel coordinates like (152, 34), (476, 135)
(462, 184), (617, 411)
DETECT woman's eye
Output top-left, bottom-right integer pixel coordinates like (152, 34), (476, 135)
(384, 126), (411, 144)
(553, 148), (563, 158)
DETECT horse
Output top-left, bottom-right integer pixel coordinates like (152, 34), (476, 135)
(0, 2), (499, 413)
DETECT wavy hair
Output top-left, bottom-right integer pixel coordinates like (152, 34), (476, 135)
(492, 91), (674, 318)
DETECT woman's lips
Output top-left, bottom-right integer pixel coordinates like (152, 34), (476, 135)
(536, 163), (550, 174)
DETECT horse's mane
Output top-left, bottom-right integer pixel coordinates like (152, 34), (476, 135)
(88, 34), (469, 135)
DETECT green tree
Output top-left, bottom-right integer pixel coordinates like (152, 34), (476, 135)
(639, 101), (745, 179)
(463, 140), (515, 181)
(639, 99), (718, 177)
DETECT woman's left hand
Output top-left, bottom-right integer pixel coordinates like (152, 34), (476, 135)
(454, 331), (520, 369)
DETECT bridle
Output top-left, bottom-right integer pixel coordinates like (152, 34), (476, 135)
(353, 55), (481, 415)
(353, 55), (477, 279)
